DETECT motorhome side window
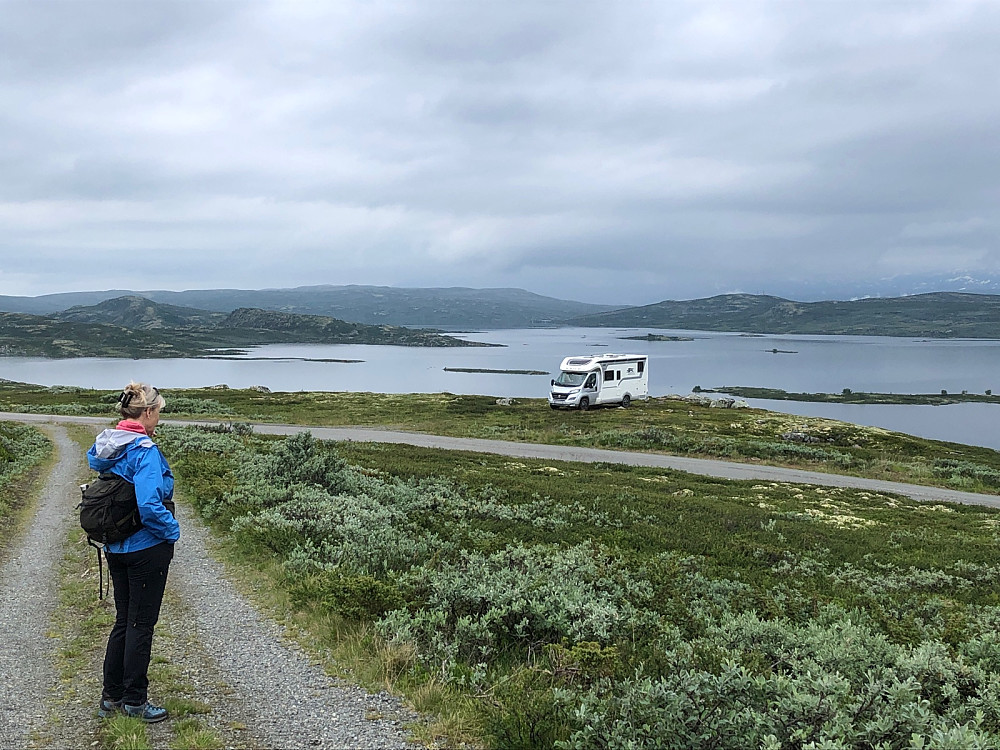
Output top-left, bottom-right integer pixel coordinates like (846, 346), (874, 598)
(585, 374), (597, 388)
(637, 361), (644, 373)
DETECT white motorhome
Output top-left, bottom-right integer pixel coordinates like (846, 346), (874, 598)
(548, 353), (649, 410)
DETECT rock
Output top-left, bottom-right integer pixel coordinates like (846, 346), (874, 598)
(204, 383), (230, 390)
(781, 431), (822, 444)
(495, 397), (515, 406)
(683, 394), (713, 406)
(706, 397), (749, 409)
(249, 385), (271, 393)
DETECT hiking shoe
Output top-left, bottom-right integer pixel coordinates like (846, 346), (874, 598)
(122, 701), (168, 723)
(97, 698), (122, 719)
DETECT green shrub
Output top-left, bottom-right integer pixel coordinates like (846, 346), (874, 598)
(160, 396), (233, 415)
(378, 544), (656, 684)
(0, 422), (50, 518)
(932, 459), (1000, 489)
(288, 570), (404, 620)
(481, 665), (573, 750)
(596, 427), (855, 467)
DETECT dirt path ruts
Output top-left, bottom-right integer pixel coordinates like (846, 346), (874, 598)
(0, 426), (79, 750)
(167, 499), (415, 749)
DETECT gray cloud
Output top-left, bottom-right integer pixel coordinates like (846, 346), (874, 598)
(1, 0), (998, 304)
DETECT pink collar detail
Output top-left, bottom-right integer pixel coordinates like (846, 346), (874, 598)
(116, 420), (148, 436)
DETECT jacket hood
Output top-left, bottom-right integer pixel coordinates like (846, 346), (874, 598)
(89, 429), (154, 471)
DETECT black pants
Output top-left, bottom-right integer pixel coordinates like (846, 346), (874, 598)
(103, 542), (174, 706)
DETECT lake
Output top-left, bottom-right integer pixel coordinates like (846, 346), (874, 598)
(2, 327), (999, 450)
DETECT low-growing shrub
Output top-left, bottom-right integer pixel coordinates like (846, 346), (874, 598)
(288, 570), (404, 620)
(480, 665), (574, 750)
(596, 427), (855, 467)
(160, 396), (234, 415)
(0, 422), (50, 520)
(158, 426), (1000, 749)
(932, 459), (1000, 489)
(378, 544), (657, 683)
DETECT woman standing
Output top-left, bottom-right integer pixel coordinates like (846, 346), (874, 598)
(88, 382), (179, 723)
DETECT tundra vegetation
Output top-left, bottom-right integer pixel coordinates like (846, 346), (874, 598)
(160, 425), (1000, 749)
(5, 381), (1000, 495)
(0, 420), (50, 527)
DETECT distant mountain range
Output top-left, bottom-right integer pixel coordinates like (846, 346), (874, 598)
(740, 273), (1000, 302)
(0, 296), (491, 358)
(2, 287), (1000, 345)
(0, 285), (616, 329)
(569, 292), (1000, 338)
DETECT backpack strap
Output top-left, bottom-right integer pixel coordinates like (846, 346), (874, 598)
(87, 537), (107, 600)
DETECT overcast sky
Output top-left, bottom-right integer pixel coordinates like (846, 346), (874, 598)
(1, 1), (998, 305)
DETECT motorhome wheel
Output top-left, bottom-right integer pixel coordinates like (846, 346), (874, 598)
(579, 396), (590, 411)
(622, 394), (631, 408)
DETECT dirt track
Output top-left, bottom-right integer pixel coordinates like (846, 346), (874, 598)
(0, 426), (79, 749)
(0, 421), (414, 749)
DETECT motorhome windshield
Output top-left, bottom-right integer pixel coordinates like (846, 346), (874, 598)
(554, 372), (587, 387)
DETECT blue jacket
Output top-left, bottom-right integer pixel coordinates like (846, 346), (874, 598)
(87, 428), (180, 553)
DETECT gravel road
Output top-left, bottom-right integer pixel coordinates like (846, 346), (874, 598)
(0, 426), (78, 749)
(0, 421), (415, 749)
(168, 498), (415, 749)
(3, 412), (999, 509)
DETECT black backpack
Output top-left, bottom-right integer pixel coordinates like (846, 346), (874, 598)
(78, 473), (175, 598)
(79, 472), (144, 545)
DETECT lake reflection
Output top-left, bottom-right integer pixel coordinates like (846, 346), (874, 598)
(2, 328), (999, 450)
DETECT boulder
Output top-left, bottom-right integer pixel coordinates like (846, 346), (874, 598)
(780, 431), (822, 444)
(683, 394), (713, 406)
(707, 397), (750, 409)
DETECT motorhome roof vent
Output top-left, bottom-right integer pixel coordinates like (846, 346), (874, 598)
(567, 358), (591, 366)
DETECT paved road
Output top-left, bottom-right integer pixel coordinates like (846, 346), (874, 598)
(3, 412), (999, 509)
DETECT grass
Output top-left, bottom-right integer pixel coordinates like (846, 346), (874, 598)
(99, 715), (150, 750)
(169, 718), (223, 750)
(5, 380), (1000, 495)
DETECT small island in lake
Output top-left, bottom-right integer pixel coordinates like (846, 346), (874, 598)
(620, 333), (694, 342)
(703, 386), (1000, 405)
(444, 367), (548, 375)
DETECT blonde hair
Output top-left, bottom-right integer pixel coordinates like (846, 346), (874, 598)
(118, 382), (166, 419)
